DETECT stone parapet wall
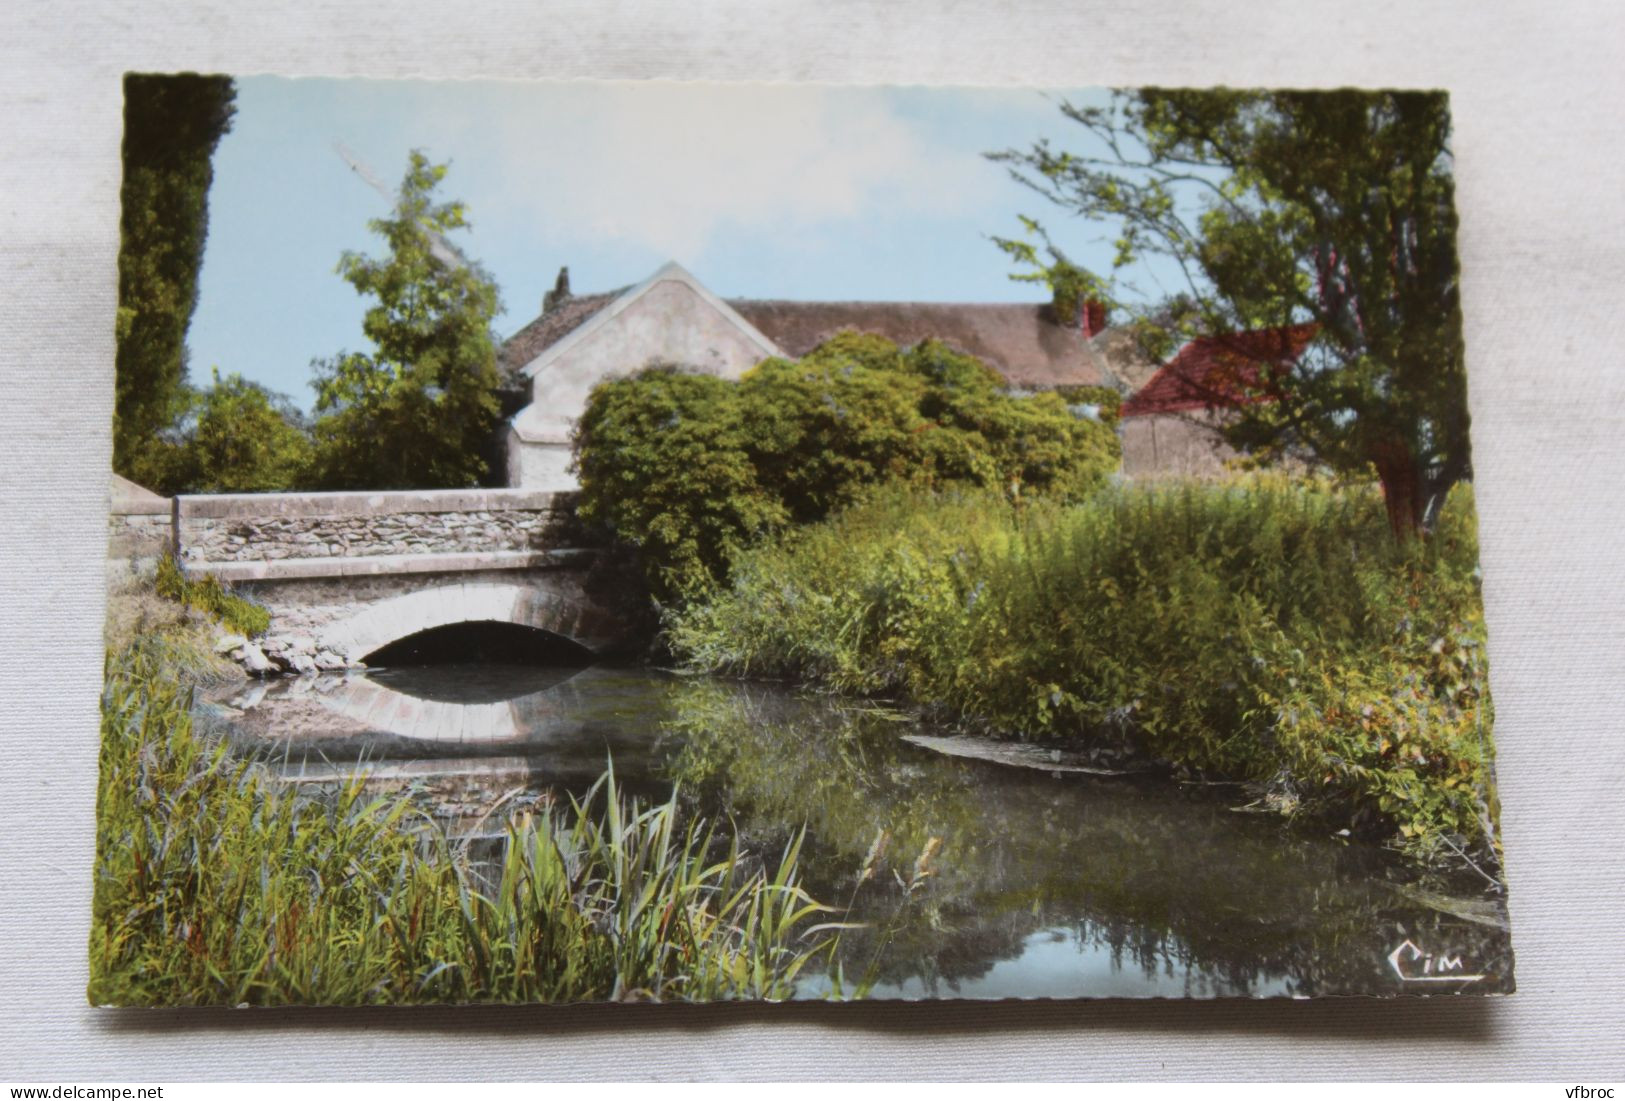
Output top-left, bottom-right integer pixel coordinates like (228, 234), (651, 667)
(167, 487), (631, 676)
(108, 478), (174, 577)
(176, 488), (579, 567)
(108, 511), (172, 564)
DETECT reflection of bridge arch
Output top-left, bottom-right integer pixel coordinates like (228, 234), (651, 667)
(320, 581), (621, 661)
(312, 674), (546, 743)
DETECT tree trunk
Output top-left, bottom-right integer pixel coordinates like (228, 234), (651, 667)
(1371, 436), (1426, 541)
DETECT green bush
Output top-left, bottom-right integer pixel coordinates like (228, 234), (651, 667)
(667, 477), (1499, 861)
(154, 554), (271, 637)
(573, 332), (1120, 599)
(573, 368), (790, 600)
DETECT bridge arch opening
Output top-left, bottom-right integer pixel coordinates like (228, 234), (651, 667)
(361, 621), (594, 706)
(319, 581), (624, 667)
(363, 620), (594, 668)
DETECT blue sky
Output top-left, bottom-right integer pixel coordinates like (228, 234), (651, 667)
(189, 79), (1179, 409)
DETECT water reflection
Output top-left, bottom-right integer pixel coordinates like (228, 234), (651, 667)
(203, 663), (1514, 999)
(206, 664), (679, 807)
(367, 663), (587, 706)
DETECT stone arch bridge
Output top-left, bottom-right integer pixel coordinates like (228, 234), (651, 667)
(172, 488), (633, 671)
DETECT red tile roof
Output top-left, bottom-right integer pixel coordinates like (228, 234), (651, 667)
(1121, 324), (1317, 417)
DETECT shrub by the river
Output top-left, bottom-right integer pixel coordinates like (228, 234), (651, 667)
(154, 553), (270, 637)
(89, 641), (835, 1005)
(573, 332), (1120, 600)
(667, 478), (1499, 863)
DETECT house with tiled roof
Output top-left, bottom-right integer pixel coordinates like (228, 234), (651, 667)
(496, 258), (1314, 489)
(1118, 324), (1316, 479)
(499, 261), (1145, 489)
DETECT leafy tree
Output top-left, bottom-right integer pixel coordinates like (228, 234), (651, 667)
(740, 333), (938, 523)
(742, 333), (1115, 520)
(574, 369), (786, 600)
(573, 332), (1119, 599)
(308, 151), (503, 489)
(991, 90), (1470, 537)
(113, 73), (236, 490)
(173, 370), (312, 493)
(989, 216), (1114, 330)
(900, 338), (1118, 501)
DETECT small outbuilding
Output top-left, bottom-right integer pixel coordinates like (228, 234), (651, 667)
(1118, 325), (1316, 479)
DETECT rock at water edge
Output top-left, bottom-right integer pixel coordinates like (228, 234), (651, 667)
(239, 643), (275, 676)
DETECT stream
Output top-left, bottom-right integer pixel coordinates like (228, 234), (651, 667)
(203, 659), (1514, 1000)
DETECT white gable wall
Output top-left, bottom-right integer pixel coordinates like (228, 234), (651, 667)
(505, 426), (577, 490)
(507, 265), (781, 490)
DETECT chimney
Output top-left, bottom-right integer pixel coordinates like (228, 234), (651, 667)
(542, 266), (571, 314)
(1081, 299), (1108, 339)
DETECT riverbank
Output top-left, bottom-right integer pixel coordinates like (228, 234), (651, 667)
(89, 614), (834, 1006)
(666, 477), (1503, 871)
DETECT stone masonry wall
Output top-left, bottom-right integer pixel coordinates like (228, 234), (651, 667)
(170, 488), (630, 676)
(176, 488), (578, 566)
(185, 508), (555, 562)
(108, 479), (172, 580)
(108, 510), (171, 563)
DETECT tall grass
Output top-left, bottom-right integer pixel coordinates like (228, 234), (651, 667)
(89, 640), (834, 1005)
(154, 554), (270, 637)
(667, 477), (1500, 865)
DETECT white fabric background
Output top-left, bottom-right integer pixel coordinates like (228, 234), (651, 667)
(3, 0), (1622, 1081)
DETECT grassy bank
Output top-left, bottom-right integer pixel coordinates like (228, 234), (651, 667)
(89, 635), (834, 1005)
(667, 478), (1501, 867)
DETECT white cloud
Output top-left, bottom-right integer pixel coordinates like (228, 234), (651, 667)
(477, 83), (997, 261)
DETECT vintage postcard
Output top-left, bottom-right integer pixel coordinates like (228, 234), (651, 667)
(96, 77), (1513, 1005)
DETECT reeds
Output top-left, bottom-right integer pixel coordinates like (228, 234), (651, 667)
(89, 641), (835, 1005)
